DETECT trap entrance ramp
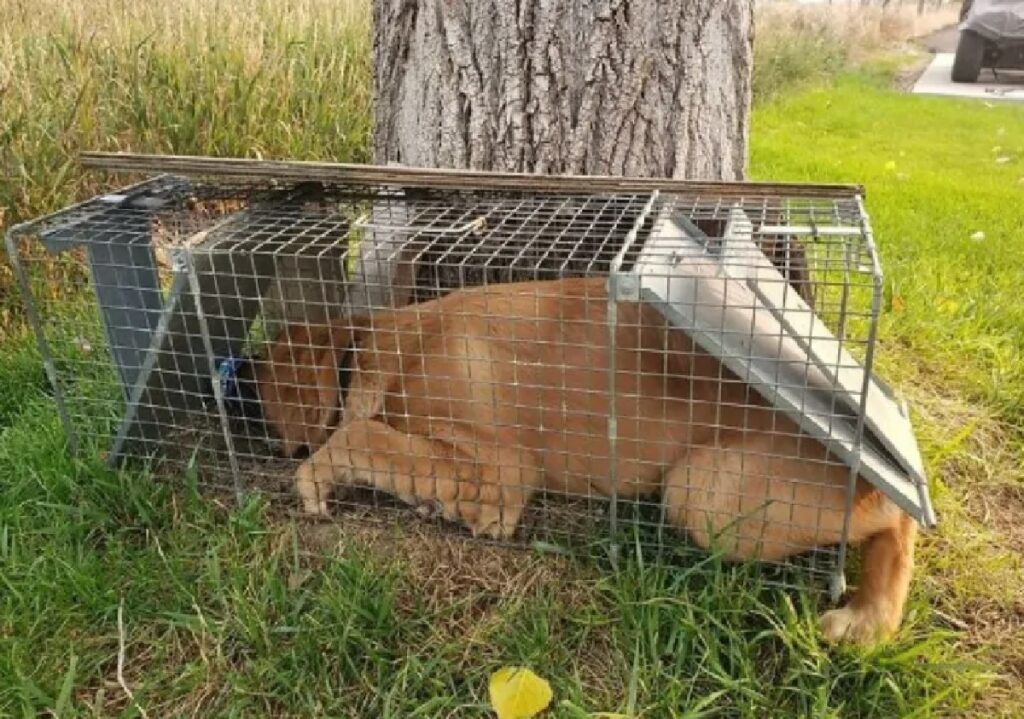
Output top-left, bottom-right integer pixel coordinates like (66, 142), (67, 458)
(611, 196), (933, 528)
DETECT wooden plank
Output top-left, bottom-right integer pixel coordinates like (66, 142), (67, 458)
(79, 151), (866, 201)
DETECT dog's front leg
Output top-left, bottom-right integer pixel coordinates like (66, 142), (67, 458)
(293, 428), (349, 516)
(293, 418), (539, 539)
(294, 419), (433, 516)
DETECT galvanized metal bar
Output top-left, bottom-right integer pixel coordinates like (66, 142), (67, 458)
(606, 191), (660, 567)
(4, 225), (79, 455)
(183, 250), (245, 506)
(606, 295), (620, 569)
(830, 196), (887, 600)
(755, 225), (865, 237)
(856, 195), (936, 528)
(609, 190), (660, 274)
(105, 269), (190, 467)
(352, 213), (487, 235)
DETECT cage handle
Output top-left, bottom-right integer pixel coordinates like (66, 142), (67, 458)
(755, 224), (863, 237)
(352, 213), (486, 236)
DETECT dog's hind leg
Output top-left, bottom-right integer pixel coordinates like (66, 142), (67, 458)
(662, 429), (914, 644)
(294, 418), (541, 539)
(663, 431), (854, 563)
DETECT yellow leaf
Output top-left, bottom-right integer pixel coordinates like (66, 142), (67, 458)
(884, 160), (897, 172)
(488, 667), (553, 719)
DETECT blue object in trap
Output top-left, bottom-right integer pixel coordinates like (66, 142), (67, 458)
(217, 354), (247, 409)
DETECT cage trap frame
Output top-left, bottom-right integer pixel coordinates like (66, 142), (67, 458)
(5, 152), (935, 597)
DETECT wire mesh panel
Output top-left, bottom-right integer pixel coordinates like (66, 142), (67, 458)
(5, 170), (932, 594)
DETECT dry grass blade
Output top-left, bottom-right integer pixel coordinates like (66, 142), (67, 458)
(117, 599), (151, 719)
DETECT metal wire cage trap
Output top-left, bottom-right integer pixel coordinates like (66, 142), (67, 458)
(5, 153), (935, 596)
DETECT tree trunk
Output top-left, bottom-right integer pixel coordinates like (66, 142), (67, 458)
(373, 0), (754, 180)
(349, 0), (755, 313)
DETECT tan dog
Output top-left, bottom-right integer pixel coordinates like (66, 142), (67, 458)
(245, 277), (915, 644)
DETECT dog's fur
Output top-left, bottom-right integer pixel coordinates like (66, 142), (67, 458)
(242, 277), (916, 644)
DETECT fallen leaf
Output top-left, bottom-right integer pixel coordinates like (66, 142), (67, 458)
(995, 156), (1012, 165)
(489, 667), (553, 719)
(892, 294), (906, 313)
(884, 160), (897, 172)
(971, 231), (986, 242)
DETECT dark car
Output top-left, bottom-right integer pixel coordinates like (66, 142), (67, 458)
(952, 0), (1024, 82)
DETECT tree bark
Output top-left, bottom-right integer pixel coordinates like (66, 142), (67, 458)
(372, 0), (754, 181)
(349, 0), (755, 313)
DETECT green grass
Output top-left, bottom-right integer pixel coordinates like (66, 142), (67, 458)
(751, 72), (1024, 713)
(3, 2), (1024, 715)
(753, 72), (1024, 423)
(0, 382), (984, 716)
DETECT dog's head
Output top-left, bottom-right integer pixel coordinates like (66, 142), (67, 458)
(221, 322), (357, 458)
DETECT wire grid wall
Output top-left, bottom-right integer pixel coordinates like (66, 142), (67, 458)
(6, 173), (883, 589)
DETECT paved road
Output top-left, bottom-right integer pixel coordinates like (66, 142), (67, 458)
(919, 25), (960, 54)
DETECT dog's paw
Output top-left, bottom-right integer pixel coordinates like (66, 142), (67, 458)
(295, 461), (333, 517)
(469, 520), (504, 540)
(819, 603), (896, 645)
(465, 503), (520, 541)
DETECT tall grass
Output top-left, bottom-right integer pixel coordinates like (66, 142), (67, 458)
(753, 2), (958, 102)
(0, 0), (372, 340)
(0, 0), (957, 229)
(0, 0), (372, 230)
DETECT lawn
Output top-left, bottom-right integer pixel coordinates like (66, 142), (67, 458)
(3, 4), (1024, 717)
(751, 70), (1024, 714)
